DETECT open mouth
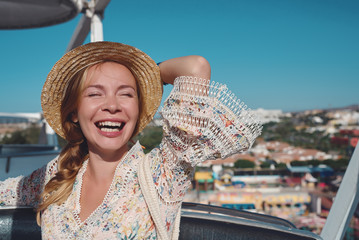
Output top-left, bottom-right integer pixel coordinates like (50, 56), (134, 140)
(95, 121), (125, 132)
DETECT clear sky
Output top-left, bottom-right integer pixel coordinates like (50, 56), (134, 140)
(0, 0), (358, 113)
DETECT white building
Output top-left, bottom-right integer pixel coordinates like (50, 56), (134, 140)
(251, 108), (285, 124)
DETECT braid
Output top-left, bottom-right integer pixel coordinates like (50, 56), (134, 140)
(36, 141), (88, 224)
(36, 67), (89, 225)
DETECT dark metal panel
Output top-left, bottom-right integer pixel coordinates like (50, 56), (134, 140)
(179, 216), (318, 240)
(0, 205), (322, 240)
(0, 0), (80, 29)
(0, 207), (41, 240)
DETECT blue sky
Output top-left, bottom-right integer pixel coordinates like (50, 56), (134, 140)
(0, 0), (358, 113)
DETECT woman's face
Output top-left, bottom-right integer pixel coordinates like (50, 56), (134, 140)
(73, 62), (139, 158)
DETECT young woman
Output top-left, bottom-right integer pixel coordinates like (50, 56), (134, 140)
(0, 41), (262, 239)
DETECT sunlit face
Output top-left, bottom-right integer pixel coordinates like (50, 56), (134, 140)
(73, 62), (139, 159)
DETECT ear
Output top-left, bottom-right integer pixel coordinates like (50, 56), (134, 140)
(71, 112), (79, 123)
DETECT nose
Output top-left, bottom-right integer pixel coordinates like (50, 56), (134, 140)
(101, 95), (121, 113)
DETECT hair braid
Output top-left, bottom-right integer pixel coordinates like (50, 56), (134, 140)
(36, 68), (89, 225)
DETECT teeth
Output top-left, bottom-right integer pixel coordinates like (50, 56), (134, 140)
(98, 121), (123, 127)
(96, 121), (125, 132)
(101, 128), (120, 132)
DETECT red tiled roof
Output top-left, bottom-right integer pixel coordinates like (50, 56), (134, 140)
(351, 138), (358, 148)
(202, 153), (255, 166)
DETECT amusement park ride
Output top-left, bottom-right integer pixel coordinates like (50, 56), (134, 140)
(0, 1), (358, 239)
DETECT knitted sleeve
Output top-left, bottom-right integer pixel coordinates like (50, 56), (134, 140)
(0, 157), (58, 208)
(160, 76), (262, 166)
(149, 76), (262, 234)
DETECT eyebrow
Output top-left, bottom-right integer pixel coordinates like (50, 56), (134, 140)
(85, 84), (136, 91)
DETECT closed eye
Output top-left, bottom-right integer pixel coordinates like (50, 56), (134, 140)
(83, 85), (104, 97)
(118, 89), (136, 98)
(122, 93), (134, 97)
(88, 92), (102, 97)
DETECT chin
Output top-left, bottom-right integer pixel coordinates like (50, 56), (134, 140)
(103, 141), (129, 151)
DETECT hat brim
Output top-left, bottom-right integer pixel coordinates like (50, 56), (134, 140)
(41, 41), (162, 140)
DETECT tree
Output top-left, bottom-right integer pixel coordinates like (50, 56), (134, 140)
(260, 162), (271, 169)
(1, 131), (27, 144)
(323, 158), (349, 171)
(307, 159), (321, 167)
(276, 163), (287, 169)
(234, 159), (255, 169)
(0, 125), (41, 144)
(135, 126), (163, 153)
(291, 160), (307, 166)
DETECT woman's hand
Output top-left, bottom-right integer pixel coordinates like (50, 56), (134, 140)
(158, 55), (211, 85)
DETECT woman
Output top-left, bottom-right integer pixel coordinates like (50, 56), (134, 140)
(0, 41), (262, 239)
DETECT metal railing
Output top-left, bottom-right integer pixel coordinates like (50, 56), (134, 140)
(0, 203), (322, 240)
(0, 151), (60, 174)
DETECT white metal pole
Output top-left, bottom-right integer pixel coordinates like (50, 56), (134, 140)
(90, 13), (103, 42)
(321, 143), (359, 240)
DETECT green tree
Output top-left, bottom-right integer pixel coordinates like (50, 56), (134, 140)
(291, 160), (307, 166)
(1, 131), (27, 144)
(323, 158), (349, 171)
(135, 125), (163, 153)
(307, 159), (321, 167)
(276, 163), (287, 169)
(0, 125), (41, 144)
(234, 159), (255, 169)
(23, 125), (41, 144)
(260, 162), (271, 169)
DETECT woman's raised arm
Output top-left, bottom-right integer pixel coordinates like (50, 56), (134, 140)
(158, 55), (211, 85)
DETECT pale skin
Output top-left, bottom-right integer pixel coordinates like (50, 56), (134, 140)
(76, 55), (211, 222)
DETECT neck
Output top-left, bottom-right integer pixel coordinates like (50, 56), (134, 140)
(86, 146), (130, 183)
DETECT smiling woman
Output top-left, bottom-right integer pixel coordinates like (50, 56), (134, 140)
(0, 41), (262, 240)
(74, 62), (139, 159)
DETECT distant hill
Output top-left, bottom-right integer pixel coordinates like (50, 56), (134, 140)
(291, 104), (359, 114)
(325, 104), (359, 112)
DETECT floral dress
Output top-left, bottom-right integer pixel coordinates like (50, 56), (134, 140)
(0, 76), (262, 239)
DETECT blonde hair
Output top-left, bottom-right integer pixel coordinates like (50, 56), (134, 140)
(36, 67), (89, 224)
(36, 61), (141, 225)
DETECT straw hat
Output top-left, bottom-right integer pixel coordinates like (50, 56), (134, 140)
(41, 41), (163, 139)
